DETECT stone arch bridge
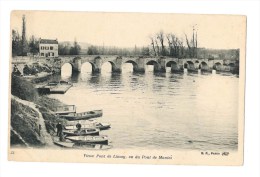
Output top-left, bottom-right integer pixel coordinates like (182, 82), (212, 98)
(12, 55), (238, 74)
(58, 55), (236, 73)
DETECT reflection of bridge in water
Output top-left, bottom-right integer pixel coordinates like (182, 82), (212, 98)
(12, 55), (238, 75)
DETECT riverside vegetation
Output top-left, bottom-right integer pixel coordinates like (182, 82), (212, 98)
(11, 74), (67, 147)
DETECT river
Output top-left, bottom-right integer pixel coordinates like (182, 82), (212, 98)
(49, 62), (239, 151)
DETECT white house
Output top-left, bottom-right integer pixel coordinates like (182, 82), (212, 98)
(39, 39), (58, 57)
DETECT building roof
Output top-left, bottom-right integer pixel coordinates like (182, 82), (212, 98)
(39, 39), (58, 44)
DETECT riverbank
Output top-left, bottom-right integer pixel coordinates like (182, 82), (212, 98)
(11, 94), (68, 148)
(10, 74), (68, 148)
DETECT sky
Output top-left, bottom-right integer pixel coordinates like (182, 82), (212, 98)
(11, 11), (246, 49)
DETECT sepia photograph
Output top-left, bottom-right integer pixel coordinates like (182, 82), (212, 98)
(8, 10), (246, 165)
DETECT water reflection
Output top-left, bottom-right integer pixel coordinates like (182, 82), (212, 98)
(71, 71), (81, 82)
(54, 62), (239, 151)
(100, 62), (111, 74)
(108, 73), (123, 88)
(122, 63), (134, 73)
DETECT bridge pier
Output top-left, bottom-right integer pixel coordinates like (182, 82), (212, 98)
(112, 67), (122, 73)
(157, 58), (166, 73)
(111, 57), (122, 73)
(133, 67), (145, 73)
(133, 58), (145, 73)
(72, 58), (82, 73)
(172, 66), (183, 73)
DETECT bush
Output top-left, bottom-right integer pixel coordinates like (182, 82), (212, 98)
(11, 75), (39, 102)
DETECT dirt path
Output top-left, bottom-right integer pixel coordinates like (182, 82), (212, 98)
(12, 95), (54, 147)
(10, 126), (29, 147)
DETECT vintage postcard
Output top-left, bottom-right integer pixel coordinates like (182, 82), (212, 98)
(9, 10), (246, 165)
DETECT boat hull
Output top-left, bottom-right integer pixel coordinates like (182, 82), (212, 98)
(61, 110), (103, 121)
(65, 123), (111, 131)
(63, 129), (99, 136)
(54, 140), (75, 148)
(66, 136), (108, 145)
(54, 141), (112, 149)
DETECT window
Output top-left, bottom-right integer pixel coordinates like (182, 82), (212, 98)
(41, 46), (44, 50)
(45, 46), (49, 50)
(41, 53), (44, 56)
(50, 46), (53, 50)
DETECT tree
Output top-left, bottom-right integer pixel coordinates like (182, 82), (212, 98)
(12, 30), (22, 56)
(21, 15), (28, 56)
(69, 39), (81, 55)
(154, 38), (160, 56)
(185, 33), (192, 58)
(149, 36), (157, 56)
(157, 31), (166, 56)
(87, 45), (99, 55)
(58, 43), (70, 55)
(166, 34), (173, 56)
(29, 35), (39, 56)
(141, 46), (150, 56)
(184, 25), (198, 58)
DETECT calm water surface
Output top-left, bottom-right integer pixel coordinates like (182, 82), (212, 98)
(49, 63), (239, 151)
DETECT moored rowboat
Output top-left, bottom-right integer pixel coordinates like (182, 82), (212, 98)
(65, 122), (111, 130)
(63, 128), (99, 136)
(54, 139), (75, 148)
(60, 110), (103, 120)
(66, 135), (108, 145)
(53, 137), (112, 149)
(54, 141), (112, 149)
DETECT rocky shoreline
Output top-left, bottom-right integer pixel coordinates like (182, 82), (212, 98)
(10, 74), (68, 148)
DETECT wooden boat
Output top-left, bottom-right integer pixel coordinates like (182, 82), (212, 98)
(53, 136), (75, 148)
(59, 80), (72, 85)
(66, 135), (108, 145)
(65, 122), (111, 130)
(53, 137), (112, 149)
(55, 105), (76, 115)
(49, 80), (72, 86)
(63, 128), (99, 136)
(48, 81), (59, 86)
(54, 141), (112, 149)
(60, 110), (103, 120)
(79, 144), (112, 150)
(54, 139), (75, 148)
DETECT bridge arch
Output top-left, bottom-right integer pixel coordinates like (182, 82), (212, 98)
(213, 62), (222, 71)
(61, 63), (73, 78)
(73, 56), (81, 62)
(81, 61), (97, 73)
(61, 62), (74, 72)
(199, 61), (209, 71)
(184, 61), (195, 71)
(146, 60), (160, 72)
(194, 60), (200, 69)
(166, 61), (179, 73)
(61, 62), (74, 68)
(124, 60), (138, 72)
(101, 61), (118, 73)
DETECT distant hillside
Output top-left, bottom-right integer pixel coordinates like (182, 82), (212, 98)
(197, 48), (239, 60)
(59, 41), (91, 49)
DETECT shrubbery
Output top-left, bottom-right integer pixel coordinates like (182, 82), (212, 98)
(11, 75), (39, 102)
